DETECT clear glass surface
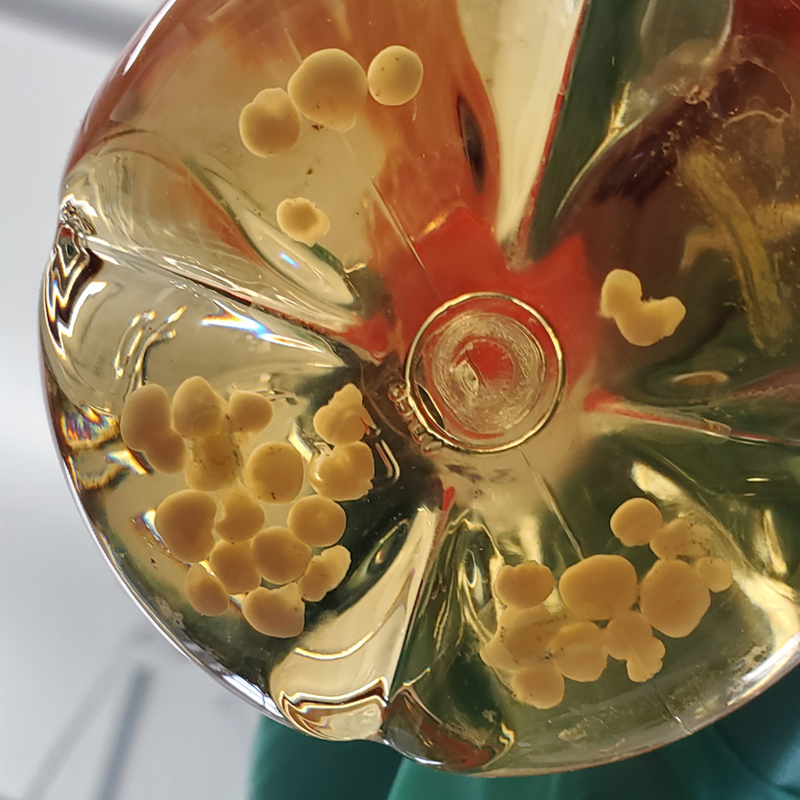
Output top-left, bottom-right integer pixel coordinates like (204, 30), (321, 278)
(40, 0), (800, 775)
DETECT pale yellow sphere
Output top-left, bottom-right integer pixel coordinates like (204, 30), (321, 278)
(276, 197), (330, 247)
(239, 88), (301, 157)
(209, 540), (261, 595)
(549, 622), (607, 682)
(494, 562), (555, 609)
(227, 390), (274, 435)
(639, 559), (711, 638)
(120, 383), (172, 451)
(367, 45), (423, 106)
(558, 555), (638, 620)
(251, 526), (312, 585)
(185, 564), (229, 617)
(155, 490), (216, 563)
(288, 48), (367, 131)
(216, 489), (265, 543)
(171, 376), (225, 439)
(243, 585), (305, 638)
(287, 495), (346, 547)
(610, 497), (662, 547)
(511, 661), (565, 709)
(245, 442), (304, 504)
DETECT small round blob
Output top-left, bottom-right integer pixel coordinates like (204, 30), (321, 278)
(600, 269), (686, 347)
(184, 564), (229, 617)
(155, 490), (216, 562)
(243, 584), (305, 638)
(494, 562), (555, 608)
(276, 197), (331, 247)
(287, 495), (346, 547)
(308, 442), (375, 501)
(298, 545), (351, 602)
(695, 557), (733, 593)
(120, 384), (172, 450)
(639, 559), (711, 638)
(238, 88), (301, 157)
(603, 610), (665, 682)
(251, 526), (312, 584)
(245, 443), (304, 504)
(558, 554), (638, 620)
(368, 45), (423, 106)
(208, 540), (261, 595)
(479, 635), (518, 671)
(145, 430), (186, 474)
(549, 622), (607, 682)
(216, 489), (265, 543)
(184, 432), (240, 492)
(610, 497), (662, 547)
(227, 390), (273, 435)
(287, 48), (368, 131)
(511, 661), (565, 709)
(172, 376), (225, 439)
(501, 605), (562, 665)
(650, 519), (711, 560)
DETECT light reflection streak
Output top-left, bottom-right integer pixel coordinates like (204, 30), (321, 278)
(106, 448), (149, 475)
(123, 0), (178, 75)
(201, 302), (323, 353)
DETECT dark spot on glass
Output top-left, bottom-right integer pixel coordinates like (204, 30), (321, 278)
(459, 97), (485, 193)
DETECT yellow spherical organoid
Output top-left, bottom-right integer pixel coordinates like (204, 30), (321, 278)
(155, 490), (216, 563)
(511, 661), (565, 710)
(650, 519), (711, 560)
(238, 88), (301, 157)
(185, 564), (229, 617)
(603, 610), (653, 660)
(145, 430), (186, 474)
(184, 431), (240, 492)
(287, 495), (346, 547)
(298, 545), (351, 602)
(549, 622), (607, 682)
(603, 610), (665, 682)
(610, 497), (663, 547)
(626, 637), (666, 683)
(242, 584), (305, 638)
(251, 526), (312, 584)
(208, 540), (261, 595)
(308, 442), (374, 501)
(640, 559), (711, 638)
(500, 605), (562, 665)
(695, 557), (733, 593)
(494, 562), (555, 609)
(287, 48), (368, 131)
(479, 635), (518, 672)
(312, 383), (374, 446)
(172, 376), (225, 439)
(227, 390), (273, 435)
(558, 555), (638, 620)
(367, 45), (424, 106)
(276, 197), (331, 247)
(216, 488), (265, 543)
(120, 384), (172, 450)
(245, 442), (304, 504)
(600, 269), (686, 347)
(600, 269), (641, 318)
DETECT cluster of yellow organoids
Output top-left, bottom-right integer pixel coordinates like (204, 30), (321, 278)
(481, 496), (733, 709)
(238, 45), (423, 246)
(120, 379), (376, 638)
(600, 269), (686, 346)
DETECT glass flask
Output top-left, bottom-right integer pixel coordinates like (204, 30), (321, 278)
(40, 0), (800, 775)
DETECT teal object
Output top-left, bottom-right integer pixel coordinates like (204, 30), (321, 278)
(249, 666), (800, 799)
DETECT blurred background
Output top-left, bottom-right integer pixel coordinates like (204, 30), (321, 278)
(0, 1), (260, 798)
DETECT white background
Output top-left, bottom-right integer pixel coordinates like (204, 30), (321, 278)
(0, 2), (260, 798)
